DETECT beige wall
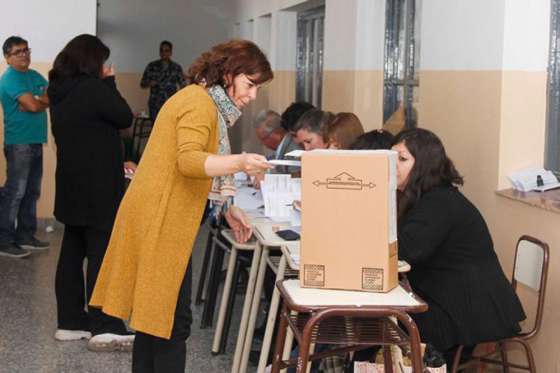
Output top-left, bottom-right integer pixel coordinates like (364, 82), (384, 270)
(231, 69), (296, 153)
(498, 71), (548, 189)
(420, 70), (560, 371)
(323, 70), (384, 131)
(0, 62), (55, 218)
(114, 72), (148, 115)
(267, 70), (296, 114)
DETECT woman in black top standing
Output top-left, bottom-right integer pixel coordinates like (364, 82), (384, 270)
(48, 34), (134, 351)
(393, 128), (525, 363)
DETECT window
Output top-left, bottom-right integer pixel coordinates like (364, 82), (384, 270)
(383, 0), (422, 129)
(296, 6), (325, 108)
(546, 0), (560, 172)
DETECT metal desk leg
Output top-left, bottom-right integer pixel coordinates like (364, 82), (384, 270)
(280, 312), (296, 373)
(257, 255), (287, 372)
(231, 244), (262, 373)
(306, 344), (315, 373)
(195, 226), (216, 305)
(271, 303), (289, 373)
(200, 236), (224, 329)
(212, 246), (238, 353)
(240, 246), (270, 373)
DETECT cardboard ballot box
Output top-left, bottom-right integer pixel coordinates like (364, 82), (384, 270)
(300, 150), (398, 292)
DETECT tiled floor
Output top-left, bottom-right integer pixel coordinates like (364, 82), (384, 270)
(0, 221), (256, 373)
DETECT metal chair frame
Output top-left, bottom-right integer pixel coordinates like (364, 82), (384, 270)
(451, 235), (550, 373)
(271, 280), (428, 373)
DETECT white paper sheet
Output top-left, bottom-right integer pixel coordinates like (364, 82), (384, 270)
(268, 159), (302, 167)
(284, 149), (305, 158)
(234, 186), (263, 211)
(261, 174), (299, 219)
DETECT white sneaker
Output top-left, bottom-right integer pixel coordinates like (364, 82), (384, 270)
(54, 329), (92, 341)
(87, 333), (135, 352)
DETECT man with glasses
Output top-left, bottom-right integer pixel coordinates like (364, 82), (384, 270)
(0, 36), (50, 258)
(254, 109), (284, 156)
(140, 40), (186, 122)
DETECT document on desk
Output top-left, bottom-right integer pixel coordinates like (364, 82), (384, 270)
(261, 174), (300, 220)
(234, 186), (263, 210)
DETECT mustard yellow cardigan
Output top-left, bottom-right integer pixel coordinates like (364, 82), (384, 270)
(90, 85), (218, 339)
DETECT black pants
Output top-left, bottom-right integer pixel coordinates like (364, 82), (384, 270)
(55, 225), (128, 335)
(132, 262), (193, 373)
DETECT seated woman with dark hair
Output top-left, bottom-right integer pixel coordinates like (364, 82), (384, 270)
(392, 128), (525, 364)
(350, 129), (394, 150)
(293, 109), (333, 150)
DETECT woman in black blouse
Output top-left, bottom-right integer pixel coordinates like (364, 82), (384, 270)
(48, 34), (134, 351)
(393, 128), (525, 363)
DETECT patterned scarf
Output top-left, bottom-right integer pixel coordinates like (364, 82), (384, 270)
(207, 85), (242, 202)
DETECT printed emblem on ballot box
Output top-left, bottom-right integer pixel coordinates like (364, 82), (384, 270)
(304, 264), (325, 287)
(312, 172), (375, 191)
(362, 268), (384, 291)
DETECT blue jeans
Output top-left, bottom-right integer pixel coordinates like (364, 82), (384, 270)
(0, 144), (43, 245)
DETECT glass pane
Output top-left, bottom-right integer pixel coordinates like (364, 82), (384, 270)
(296, 6), (325, 108)
(383, 0), (421, 128)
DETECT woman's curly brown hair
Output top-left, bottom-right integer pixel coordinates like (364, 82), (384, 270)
(393, 128), (464, 219)
(185, 39), (273, 87)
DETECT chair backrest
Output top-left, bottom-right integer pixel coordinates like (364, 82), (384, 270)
(512, 235), (549, 338)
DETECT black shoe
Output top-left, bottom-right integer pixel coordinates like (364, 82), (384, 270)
(0, 243), (31, 258)
(16, 237), (49, 250)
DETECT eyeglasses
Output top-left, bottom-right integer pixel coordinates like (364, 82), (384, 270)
(9, 47), (31, 57)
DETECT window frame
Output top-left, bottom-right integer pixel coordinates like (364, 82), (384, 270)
(383, 0), (421, 129)
(296, 6), (325, 108)
(545, 0), (560, 173)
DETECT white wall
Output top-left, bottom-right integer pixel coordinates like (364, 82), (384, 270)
(97, 0), (234, 73)
(270, 11), (298, 71)
(420, 0), (506, 70)
(0, 0), (97, 62)
(323, 0), (385, 70)
(502, 0), (550, 71)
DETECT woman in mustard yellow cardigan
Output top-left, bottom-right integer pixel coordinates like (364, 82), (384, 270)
(90, 39), (274, 372)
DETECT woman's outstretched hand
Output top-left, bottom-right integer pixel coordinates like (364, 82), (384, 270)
(224, 205), (253, 243)
(238, 153), (274, 176)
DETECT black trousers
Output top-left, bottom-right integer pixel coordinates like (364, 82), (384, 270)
(55, 225), (128, 335)
(132, 262), (193, 373)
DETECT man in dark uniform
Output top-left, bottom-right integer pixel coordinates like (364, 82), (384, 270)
(140, 40), (186, 121)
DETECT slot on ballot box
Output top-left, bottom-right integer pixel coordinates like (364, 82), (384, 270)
(300, 150), (398, 292)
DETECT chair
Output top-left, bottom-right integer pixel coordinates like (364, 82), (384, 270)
(451, 235), (550, 373)
(130, 116), (153, 162)
(211, 229), (258, 354)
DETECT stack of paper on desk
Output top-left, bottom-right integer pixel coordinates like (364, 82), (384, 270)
(261, 174), (301, 220)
